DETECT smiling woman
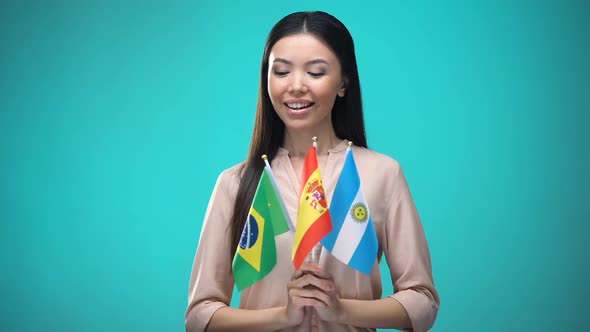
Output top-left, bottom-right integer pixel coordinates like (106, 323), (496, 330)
(185, 11), (439, 332)
(268, 34), (346, 141)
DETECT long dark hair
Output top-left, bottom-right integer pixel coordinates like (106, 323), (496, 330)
(228, 11), (368, 258)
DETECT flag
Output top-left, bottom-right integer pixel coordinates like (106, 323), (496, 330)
(321, 146), (378, 274)
(292, 143), (333, 270)
(265, 161), (296, 232)
(232, 165), (291, 291)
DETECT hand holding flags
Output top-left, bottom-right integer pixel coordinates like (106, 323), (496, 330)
(232, 156), (291, 291)
(321, 142), (378, 274)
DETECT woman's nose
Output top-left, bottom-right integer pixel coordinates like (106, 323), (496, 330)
(287, 72), (308, 94)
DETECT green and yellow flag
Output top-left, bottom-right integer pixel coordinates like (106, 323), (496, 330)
(232, 164), (290, 291)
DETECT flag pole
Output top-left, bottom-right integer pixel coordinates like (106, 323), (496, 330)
(310, 136), (321, 264)
(347, 141), (353, 155)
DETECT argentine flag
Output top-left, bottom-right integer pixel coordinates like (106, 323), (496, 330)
(321, 145), (378, 274)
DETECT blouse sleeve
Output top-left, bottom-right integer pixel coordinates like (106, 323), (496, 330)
(185, 169), (238, 332)
(383, 164), (440, 332)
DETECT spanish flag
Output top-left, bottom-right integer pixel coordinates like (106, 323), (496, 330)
(292, 140), (333, 270)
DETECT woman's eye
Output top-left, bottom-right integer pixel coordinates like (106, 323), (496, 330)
(273, 71), (289, 76)
(308, 72), (325, 78)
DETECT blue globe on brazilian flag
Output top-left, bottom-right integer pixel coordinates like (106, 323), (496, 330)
(232, 166), (291, 291)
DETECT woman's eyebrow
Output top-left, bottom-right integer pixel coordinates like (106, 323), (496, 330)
(272, 57), (329, 66)
(305, 59), (329, 66)
(272, 57), (292, 65)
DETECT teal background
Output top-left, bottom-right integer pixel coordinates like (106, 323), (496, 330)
(1, 0), (588, 331)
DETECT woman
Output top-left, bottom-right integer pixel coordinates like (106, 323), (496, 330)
(185, 11), (439, 332)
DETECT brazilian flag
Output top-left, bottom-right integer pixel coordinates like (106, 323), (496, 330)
(232, 166), (290, 291)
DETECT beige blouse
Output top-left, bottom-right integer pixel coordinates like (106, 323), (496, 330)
(185, 139), (439, 332)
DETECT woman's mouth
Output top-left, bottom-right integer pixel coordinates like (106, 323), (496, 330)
(285, 102), (315, 115)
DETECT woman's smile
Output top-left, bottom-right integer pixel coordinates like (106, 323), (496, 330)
(284, 99), (315, 115)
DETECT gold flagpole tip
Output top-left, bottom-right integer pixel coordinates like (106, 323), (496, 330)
(261, 154), (268, 161)
(312, 136), (318, 142)
(348, 141), (353, 147)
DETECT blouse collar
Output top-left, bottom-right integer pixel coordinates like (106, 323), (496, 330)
(276, 138), (350, 156)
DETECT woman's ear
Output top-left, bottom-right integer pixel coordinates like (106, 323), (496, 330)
(338, 79), (348, 97)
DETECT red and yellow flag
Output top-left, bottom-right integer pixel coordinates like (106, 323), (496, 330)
(292, 143), (333, 269)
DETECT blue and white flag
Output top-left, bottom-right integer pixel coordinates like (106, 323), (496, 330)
(321, 145), (378, 274)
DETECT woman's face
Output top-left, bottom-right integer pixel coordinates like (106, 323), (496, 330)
(267, 33), (345, 134)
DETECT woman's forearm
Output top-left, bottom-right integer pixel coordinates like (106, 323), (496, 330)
(205, 306), (292, 332)
(337, 297), (412, 330)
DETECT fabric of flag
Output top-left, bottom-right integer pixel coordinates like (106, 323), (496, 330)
(321, 147), (378, 274)
(266, 163), (295, 232)
(232, 166), (290, 291)
(292, 144), (333, 270)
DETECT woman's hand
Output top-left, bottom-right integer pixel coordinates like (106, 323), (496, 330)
(303, 264), (342, 322)
(287, 263), (343, 324)
(286, 263), (324, 326)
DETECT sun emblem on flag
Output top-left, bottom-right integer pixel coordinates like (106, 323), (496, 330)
(350, 202), (368, 223)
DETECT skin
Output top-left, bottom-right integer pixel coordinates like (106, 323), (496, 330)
(205, 33), (412, 331)
(267, 33), (345, 175)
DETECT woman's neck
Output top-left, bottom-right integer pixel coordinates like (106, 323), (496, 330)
(282, 128), (340, 158)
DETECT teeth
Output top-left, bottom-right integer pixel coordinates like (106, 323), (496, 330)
(287, 102), (312, 110)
